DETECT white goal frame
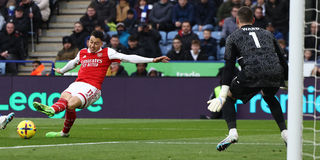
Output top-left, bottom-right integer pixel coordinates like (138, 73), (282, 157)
(287, 0), (305, 160)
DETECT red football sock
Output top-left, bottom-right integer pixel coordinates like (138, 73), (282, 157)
(51, 98), (68, 113)
(62, 109), (76, 134)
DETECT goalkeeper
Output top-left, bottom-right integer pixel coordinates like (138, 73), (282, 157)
(207, 6), (289, 151)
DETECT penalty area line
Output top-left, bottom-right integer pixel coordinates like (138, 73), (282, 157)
(0, 141), (286, 149)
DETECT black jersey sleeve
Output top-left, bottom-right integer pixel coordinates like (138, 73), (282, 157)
(221, 36), (237, 86)
(273, 37), (288, 80)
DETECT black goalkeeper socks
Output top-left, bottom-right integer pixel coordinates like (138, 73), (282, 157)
(263, 95), (287, 132)
(222, 97), (237, 130)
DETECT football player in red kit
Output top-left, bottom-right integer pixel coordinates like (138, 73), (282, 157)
(33, 31), (170, 137)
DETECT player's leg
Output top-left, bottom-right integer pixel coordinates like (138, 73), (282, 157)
(261, 88), (287, 144)
(0, 112), (15, 129)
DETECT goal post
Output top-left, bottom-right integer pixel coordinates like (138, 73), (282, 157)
(287, 0), (305, 159)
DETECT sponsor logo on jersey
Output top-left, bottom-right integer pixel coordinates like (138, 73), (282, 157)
(97, 53), (102, 57)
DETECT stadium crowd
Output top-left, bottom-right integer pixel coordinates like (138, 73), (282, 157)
(0, 0), (319, 75)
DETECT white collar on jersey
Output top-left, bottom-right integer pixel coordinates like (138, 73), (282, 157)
(87, 48), (102, 53)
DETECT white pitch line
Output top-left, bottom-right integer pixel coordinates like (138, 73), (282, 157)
(101, 128), (277, 132)
(0, 141), (287, 150)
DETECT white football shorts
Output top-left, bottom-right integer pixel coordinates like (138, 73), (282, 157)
(63, 81), (101, 108)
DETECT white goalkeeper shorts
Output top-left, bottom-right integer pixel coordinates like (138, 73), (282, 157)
(63, 82), (101, 108)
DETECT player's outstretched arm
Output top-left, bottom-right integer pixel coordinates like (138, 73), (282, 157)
(108, 48), (170, 63)
(152, 56), (170, 63)
(55, 53), (80, 75)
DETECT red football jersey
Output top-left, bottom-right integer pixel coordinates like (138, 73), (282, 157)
(75, 48), (120, 89)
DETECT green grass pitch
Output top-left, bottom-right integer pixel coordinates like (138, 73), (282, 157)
(0, 118), (319, 160)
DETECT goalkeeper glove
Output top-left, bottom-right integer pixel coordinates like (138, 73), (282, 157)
(207, 85), (230, 112)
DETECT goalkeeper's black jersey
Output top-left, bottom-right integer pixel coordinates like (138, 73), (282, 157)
(221, 25), (288, 87)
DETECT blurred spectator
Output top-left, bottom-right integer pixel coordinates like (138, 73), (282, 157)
(56, 36), (79, 61)
(80, 5), (102, 33)
(90, 0), (116, 24)
(185, 39), (208, 61)
(0, 12), (5, 31)
(116, 0), (130, 22)
(126, 35), (145, 56)
(131, 63), (148, 77)
(0, 22), (24, 75)
(266, 22), (283, 40)
(70, 21), (90, 50)
(123, 9), (139, 34)
(305, 21), (320, 50)
(172, 0), (194, 28)
(242, 0), (252, 8)
(277, 39), (288, 61)
(30, 60), (46, 76)
(251, 0), (266, 16)
(149, 0), (174, 31)
(94, 23), (110, 47)
(311, 64), (320, 77)
(266, 0), (289, 41)
(5, 0), (16, 19)
(148, 67), (162, 77)
(19, 0), (42, 32)
(192, 0), (215, 32)
(201, 29), (217, 60)
(109, 62), (129, 76)
(216, 0), (241, 26)
(134, 0), (152, 23)
(220, 5), (239, 41)
(166, 37), (187, 60)
(12, 7), (29, 36)
(116, 22), (130, 48)
(175, 21), (199, 51)
(304, 50), (314, 62)
(106, 35), (127, 53)
(252, 6), (267, 29)
(33, 0), (50, 22)
(137, 23), (162, 58)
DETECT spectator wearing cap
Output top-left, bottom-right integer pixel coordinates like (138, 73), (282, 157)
(116, 22), (130, 48)
(126, 35), (145, 56)
(30, 60), (46, 76)
(12, 7), (30, 36)
(172, 0), (194, 28)
(33, 0), (50, 22)
(137, 22), (162, 58)
(185, 39), (208, 61)
(106, 35), (127, 53)
(90, 0), (116, 24)
(175, 21), (199, 51)
(134, 0), (152, 23)
(131, 63), (148, 77)
(116, 0), (130, 22)
(192, 0), (215, 32)
(252, 6), (268, 29)
(80, 5), (103, 33)
(148, 67), (162, 77)
(149, 0), (174, 31)
(70, 21), (90, 50)
(56, 36), (79, 61)
(123, 9), (139, 34)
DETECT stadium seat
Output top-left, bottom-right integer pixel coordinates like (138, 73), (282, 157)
(160, 44), (172, 55)
(194, 31), (204, 39)
(0, 63), (5, 75)
(159, 31), (167, 45)
(167, 31), (178, 44)
(212, 31), (221, 42)
(107, 31), (117, 37)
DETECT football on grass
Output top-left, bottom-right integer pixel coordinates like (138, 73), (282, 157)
(17, 120), (36, 139)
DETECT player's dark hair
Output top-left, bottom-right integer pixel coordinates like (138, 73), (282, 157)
(91, 30), (104, 40)
(237, 6), (254, 23)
